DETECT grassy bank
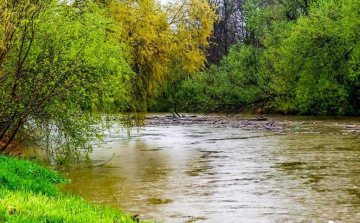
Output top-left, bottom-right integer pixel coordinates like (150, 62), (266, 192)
(0, 156), (139, 222)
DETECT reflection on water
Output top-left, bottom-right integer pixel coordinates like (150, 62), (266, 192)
(61, 117), (360, 222)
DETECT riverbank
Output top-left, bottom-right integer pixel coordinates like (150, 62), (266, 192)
(0, 155), (140, 222)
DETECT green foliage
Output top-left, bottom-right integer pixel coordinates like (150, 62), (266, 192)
(169, 0), (360, 116)
(0, 0), (133, 160)
(244, 0), (313, 40)
(176, 43), (273, 113)
(270, 0), (360, 115)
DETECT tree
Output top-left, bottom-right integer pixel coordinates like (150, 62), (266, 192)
(178, 0), (360, 116)
(244, 0), (315, 47)
(207, 0), (246, 64)
(177, 43), (272, 114)
(0, 0), (131, 161)
(108, 0), (217, 114)
(270, 0), (360, 115)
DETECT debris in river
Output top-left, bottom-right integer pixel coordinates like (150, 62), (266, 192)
(249, 117), (268, 121)
(145, 115), (286, 133)
(346, 125), (358, 128)
(143, 115), (360, 136)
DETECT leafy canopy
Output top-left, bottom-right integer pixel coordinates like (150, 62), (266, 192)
(0, 0), (132, 161)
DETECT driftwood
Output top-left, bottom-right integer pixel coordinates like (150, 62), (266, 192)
(249, 117), (267, 121)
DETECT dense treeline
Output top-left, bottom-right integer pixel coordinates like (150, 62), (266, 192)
(0, 0), (216, 159)
(161, 0), (360, 116)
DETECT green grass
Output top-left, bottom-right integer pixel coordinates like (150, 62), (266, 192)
(0, 156), (66, 196)
(0, 189), (137, 222)
(0, 156), (141, 223)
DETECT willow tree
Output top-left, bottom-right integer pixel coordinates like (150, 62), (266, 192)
(108, 0), (217, 114)
(0, 0), (131, 161)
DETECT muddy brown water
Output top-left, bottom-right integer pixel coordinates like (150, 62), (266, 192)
(60, 115), (360, 222)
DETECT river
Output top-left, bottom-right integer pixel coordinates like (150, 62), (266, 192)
(61, 115), (360, 222)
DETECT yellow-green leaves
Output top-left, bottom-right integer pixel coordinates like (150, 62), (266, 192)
(0, 0), (132, 160)
(108, 0), (217, 114)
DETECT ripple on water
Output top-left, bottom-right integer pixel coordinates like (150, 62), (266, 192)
(61, 118), (360, 222)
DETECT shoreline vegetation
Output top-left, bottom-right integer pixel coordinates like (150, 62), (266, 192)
(0, 156), (141, 223)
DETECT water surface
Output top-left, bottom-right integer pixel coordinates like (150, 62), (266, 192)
(61, 116), (360, 222)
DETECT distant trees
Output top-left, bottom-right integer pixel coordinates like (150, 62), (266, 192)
(176, 0), (360, 115)
(203, 0), (317, 64)
(207, 0), (246, 64)
(179, 43), (272, 114)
